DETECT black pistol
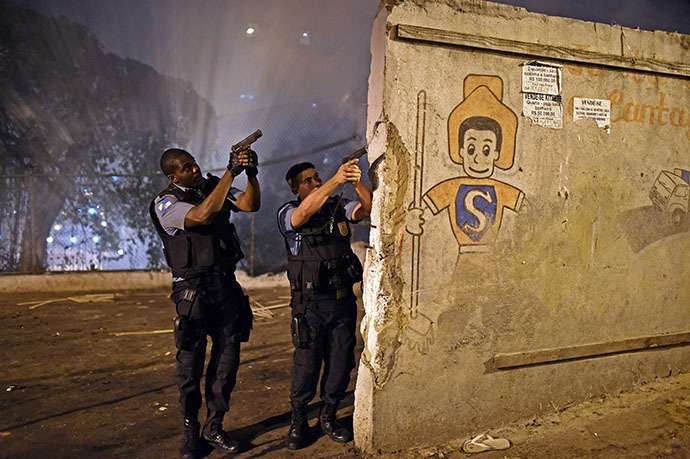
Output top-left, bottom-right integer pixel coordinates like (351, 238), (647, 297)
(231, 129), (263, 153)
(341, 146), (367, 164)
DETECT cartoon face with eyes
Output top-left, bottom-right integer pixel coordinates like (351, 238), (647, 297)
(457, 116), (503, 179)
(422, 78), (523, 254)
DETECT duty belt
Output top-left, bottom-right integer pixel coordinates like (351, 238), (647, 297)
(311, 288), (348, 300)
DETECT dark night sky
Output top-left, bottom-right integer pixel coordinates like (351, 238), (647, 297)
(499, 0), (690, 35)
(13, 0), (690, 118)
(14, 0), (379, 115)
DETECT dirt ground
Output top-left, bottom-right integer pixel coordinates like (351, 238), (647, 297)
(1, 284), (689, 459)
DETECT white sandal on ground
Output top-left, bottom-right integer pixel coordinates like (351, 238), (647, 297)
(462, 433), (511, 453)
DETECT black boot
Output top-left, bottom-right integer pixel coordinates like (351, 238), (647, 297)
(319, 403), (352, 443)
(202, 411), (240, 454)
(286, 403), (309, 450)
(180, 417), (204, 459)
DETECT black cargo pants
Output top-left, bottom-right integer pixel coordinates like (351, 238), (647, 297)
(171, 273), (243, 418)
(290, 289), (357, 406)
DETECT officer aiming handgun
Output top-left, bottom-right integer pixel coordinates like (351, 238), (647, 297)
(149, 133), (261, 459)
(277, 152), (372, 450)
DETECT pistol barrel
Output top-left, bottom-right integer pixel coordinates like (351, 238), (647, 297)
(231, 129), (263, 152)
(341, 146), (367, 164)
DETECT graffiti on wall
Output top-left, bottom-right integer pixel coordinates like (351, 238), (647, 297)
(424, 75), (524, 253)
(407, 75), (524, 254)
(566, 46), (690, 141)
(650, 168), (690, 225)
(564, 49), (690, 252)
(403, 75), (524, 352)
(618, 167), (690, 252)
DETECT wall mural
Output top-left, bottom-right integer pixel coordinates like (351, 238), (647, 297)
(650, 168), (690, 225)
(404, 75), (524, 352)
(619, 167), (690, 252)
(567, 46), (690, 142)
(561, 53), (690, 253)
(389, 39), (688, 363)
(424, 75), (524, 254)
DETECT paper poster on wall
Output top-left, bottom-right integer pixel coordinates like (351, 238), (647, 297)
(523, 93), (563, 129)
(521, 62), (561, 95)
(573, 97), (611, 129)
(521, 61), (562, 129)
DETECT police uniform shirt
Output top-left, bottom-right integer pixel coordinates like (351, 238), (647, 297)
(153, 181), (243, 236)
(278, 198), (360, 255)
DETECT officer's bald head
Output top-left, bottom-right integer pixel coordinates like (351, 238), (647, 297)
(160, 148), (191, 176)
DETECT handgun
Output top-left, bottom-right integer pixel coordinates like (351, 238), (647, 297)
(341, 146), (367, 164)
(231, 129), (263, 153)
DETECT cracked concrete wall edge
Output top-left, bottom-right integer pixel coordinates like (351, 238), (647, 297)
(355, 3), (417, 449)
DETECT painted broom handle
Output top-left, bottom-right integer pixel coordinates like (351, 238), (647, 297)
(410, 90), (426, 319)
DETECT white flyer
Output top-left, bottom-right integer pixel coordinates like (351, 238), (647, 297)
(523, 93), (562, 129)
(522, 63), (561, 95)
(573, 97), (611, 128)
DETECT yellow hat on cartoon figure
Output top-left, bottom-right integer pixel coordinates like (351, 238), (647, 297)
(448, 74), (518, 170)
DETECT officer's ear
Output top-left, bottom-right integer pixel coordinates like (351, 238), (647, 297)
(167, 174), (177, 184)
(287, 178), (298, 195)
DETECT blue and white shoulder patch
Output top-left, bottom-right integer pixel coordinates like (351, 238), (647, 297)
(158, 198), (172, 214)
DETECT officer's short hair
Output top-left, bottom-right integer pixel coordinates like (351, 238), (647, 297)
(458, 116), (503, 152)
(285, 162), (315, 191)
(160, 148), (191, 176)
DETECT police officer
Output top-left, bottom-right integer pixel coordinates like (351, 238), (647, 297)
(150, 147), (260, 458)
(277, 158), (372, 450)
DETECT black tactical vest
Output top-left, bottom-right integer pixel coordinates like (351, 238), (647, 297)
(281, 196), (362, 294)
(149, 175), (244, 278)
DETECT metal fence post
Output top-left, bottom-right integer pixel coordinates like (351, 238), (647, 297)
(29, 174), (36, 274)
(250, 213), (255, 277)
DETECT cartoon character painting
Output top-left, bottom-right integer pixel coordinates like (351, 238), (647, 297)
(423, 75), (523, 254)
(402, 75), (524, 353)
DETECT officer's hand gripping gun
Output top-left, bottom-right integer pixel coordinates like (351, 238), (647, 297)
(341, 146), (367, 164)
(228, 130), (262, 176)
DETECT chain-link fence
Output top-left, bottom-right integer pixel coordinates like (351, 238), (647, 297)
(0, 98), (370, 275)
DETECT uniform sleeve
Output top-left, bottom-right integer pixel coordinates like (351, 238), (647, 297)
(227, 187), (243, 202)
(277, 202), (298, 235)
(223, 186), (244, 213)
(277, 202), (301, 256)
(154, 194), (194, 234)
(342, 199), (362, 222)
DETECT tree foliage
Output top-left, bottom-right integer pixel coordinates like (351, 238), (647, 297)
(0, 0), (216, 272)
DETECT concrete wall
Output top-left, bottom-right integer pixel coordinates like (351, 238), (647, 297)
(355, 0), (690, 452)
